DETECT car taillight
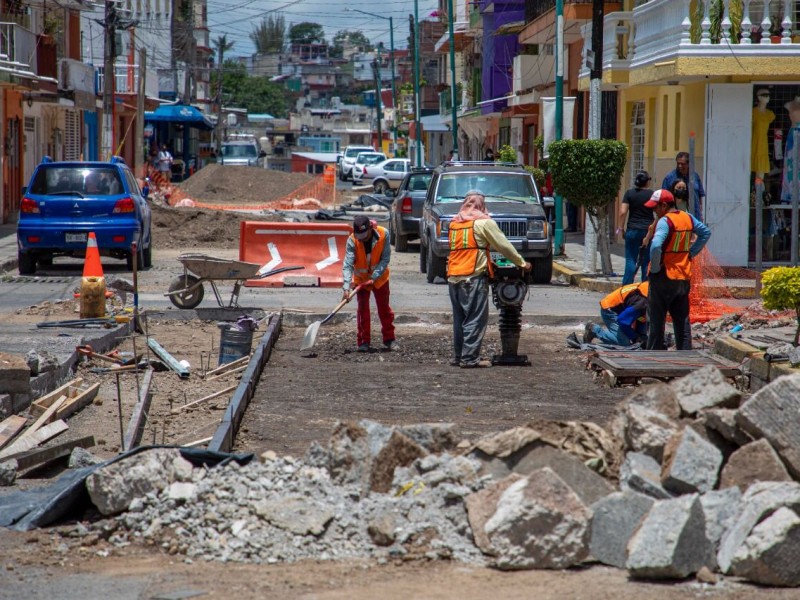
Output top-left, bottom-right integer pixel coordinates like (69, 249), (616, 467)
(363, 167), (369, 176)
(113, 197), (135, 213)
(21, 197), (39, 213)
(401, 196), (412, 213)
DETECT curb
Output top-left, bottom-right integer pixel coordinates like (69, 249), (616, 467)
(553, 260), (619, 295)
(714, 334), (799, 390)
(0, 256), (17, 275)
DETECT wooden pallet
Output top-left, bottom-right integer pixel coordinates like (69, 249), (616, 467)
(589, 349), (741, 384)
(30, 378), (100, 421)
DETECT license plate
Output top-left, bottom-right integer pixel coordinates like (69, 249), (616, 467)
(66, 232), (87, 244)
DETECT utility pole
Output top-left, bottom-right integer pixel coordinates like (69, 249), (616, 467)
(135, 47), (146, 177)
(446, 0), (458, 158)
(412, 8), (422, 167)
(214, 48), (224, 156)
(554, 0), (564, 255)
(374, 44), (383, 150)
(388, 17), (397, 155)
(102, 0), (118, 160)
(583, 0), (604, 273)
(183, 3), (195, 103)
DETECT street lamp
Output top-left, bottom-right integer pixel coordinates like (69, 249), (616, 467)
(446, 0), (458, 159)
(345, 8), (397, 156)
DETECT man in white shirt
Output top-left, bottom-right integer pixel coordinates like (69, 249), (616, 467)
(157, 144), (173, 182)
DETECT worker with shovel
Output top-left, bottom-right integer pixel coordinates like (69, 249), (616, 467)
(342, 215), (396, 352)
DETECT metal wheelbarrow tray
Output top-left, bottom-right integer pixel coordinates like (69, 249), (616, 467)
(165, 253), (301, 309)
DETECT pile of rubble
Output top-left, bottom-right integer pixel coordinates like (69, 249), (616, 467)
(73, 369), (800, 587)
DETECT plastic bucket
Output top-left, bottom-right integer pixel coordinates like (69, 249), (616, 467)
(80, 276), (106, 318)
(218, 325), (254, 365)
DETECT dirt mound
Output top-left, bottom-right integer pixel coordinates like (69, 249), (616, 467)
(150, 203), (285, 249)
(176, 164), (316, 204)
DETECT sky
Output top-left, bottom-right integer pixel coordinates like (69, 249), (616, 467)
(205, 0), (440, 59)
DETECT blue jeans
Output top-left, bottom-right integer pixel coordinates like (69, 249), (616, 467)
(592, 307), (632, 346)
(623, 228), (650, 285)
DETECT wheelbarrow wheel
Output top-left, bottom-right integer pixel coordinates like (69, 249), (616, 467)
(168, 274), (204, 309)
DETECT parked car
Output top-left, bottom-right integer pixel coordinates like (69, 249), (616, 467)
(338, 145), (375, 181)
(17, 156), (153, 275)
(419, 161), (553, 284)
(219, 139), (266, 167)
(351, 152), (387, 185)
(389, 168), (433, 252)
(368, 158), (412, 194)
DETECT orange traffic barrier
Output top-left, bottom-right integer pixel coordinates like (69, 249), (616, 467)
(323, 165), (335, 184)
(239, 221), (352, 288)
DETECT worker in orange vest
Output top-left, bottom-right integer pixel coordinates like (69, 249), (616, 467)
(447, 189), (532, 368)
(584, 281), (649, 346)
(644, 189), (711, 350)
(342, 215), (396, 352)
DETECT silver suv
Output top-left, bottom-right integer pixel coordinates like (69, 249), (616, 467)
(419, 161), (553, 284)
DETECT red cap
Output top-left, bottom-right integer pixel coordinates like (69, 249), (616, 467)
(644, 189), (676, 209)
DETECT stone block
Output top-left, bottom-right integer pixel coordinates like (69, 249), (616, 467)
(672, 365), (741, 416)
(700, 488), (743, 570)
(720, 439), (792, 492)
(367, 511), (397, 546)
(661, 427), (723, 495)
(624, 404), (679, 462)
(11, 393), (31, 415)
(620, 452), (672, 500)
(369, 430), (427, 493)
(482, 468), (591, 570)
(0, 353), (30, 395)
(626, 494), (709, 579)
(465, 473), (525, 556)
(703, 409), (753, 447)
(731, 506), (800, 587)
(0, 394), (11, 420)
(255, 495), (334, 535)
(737, 374), (800, 478)
(589, 490), (654, 568)
(717, 481), (800, 573)
(624, 382), (682, 419)
(398, 422), (459, 453)
(510, 443), (613, 507)
(473, 426), (541, 458)
(68, 447), (101, 469)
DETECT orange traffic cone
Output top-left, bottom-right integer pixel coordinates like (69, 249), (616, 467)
(80, 232), (106, 318)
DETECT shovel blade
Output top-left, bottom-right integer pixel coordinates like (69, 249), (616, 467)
(300, 320), (322, 351)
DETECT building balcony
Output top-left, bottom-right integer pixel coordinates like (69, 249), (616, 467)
(524, 0), (591, 25)
(581, 0), (800, 88)
(0, 22), (38, 81)
(521, 0), (621, 45)
(97, 64), (159, 97)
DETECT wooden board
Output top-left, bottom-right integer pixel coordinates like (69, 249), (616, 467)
(31, 382), (100, 421)
(30, 378), (84, 417)
(123, 369), (155, 451)
(0, 420), (69, 461)
(590, 350), (741, 380)
(17, 396), (67, 442)
(14, 435), (95, 472)
(0, 415), (28, 450)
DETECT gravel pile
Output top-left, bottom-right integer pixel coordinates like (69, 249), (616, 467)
(103, 451), (488, 565)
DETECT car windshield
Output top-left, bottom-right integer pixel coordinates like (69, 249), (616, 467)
(346, 148), (372, 158)
(357, 154), (385, 165)
(408, 174), (432, 191)
(222, 144), (257, 158)
(29, 166), (124, 197)
(434, 173), (539, 204)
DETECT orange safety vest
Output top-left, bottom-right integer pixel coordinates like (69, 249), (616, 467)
(661, 211), (694, 281)
(599, 281), (650, 311)
(351, 226), (390, 288)
(446, 220), (495, 278)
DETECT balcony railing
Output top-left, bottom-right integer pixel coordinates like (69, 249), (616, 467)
(0, 22), (37, 74)
(524, 0), (592, 25)
(579, 11), (633, 79)
(97, 64), (159, 96)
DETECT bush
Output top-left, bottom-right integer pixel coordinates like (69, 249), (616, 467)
(496, 144), (516, 163)
(760, 266), (800, 345)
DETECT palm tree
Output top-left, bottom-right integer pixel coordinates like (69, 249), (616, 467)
(213, 35), (235, 155)
(250, 15), (285, 54)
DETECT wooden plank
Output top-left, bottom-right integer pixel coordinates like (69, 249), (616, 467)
(30, 378), (84, 417)
(14, 435), (95, 472)
(205, 365), (247, 383)
(173, 385), (237, 413)
(590, 350), (741, 379)
(123, 369), (155, 451)
(53, 382), (101, 421)
(204, 355), (249, 377)
(18, 396), (67, 442)
(0, 420), (69, 461)
(0, 415), (28, 450)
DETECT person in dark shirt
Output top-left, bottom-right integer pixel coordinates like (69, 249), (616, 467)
(620, 170), (655, 284)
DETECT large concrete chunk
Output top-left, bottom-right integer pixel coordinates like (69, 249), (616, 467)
(703, 409), (753, 447)
(736, 374), (800, 478)
(398, 423), (459, 453)
(589, 490), (654, 568)
(717, 481), (800, 573)
(465, 473), (525, 555)
(328, 421), (371, 490)
(624, 382), (682, 419)
(473, 426), (541, 458)
(510, 443), (613, 506)
(672, 365), (741, 416)
(626, 494), (709, 579)
(720, 439), (792, 492)
(700, 488), (743, 570)
(661, 427), (723, 495)
(369, 430), (427, 493)
(255, 495), (334, 536)
(624, 405), (679, 462)
(85, 448), (193, 515)
(730, 507), (800, 587)
(620, 452), (672, 500)
(483, 467), (591, 570)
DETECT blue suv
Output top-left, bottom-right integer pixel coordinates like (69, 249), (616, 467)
(17, 157), (152, 275)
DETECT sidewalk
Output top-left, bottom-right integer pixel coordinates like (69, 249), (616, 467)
(0, 222), (17, 273)
(554, 230), (627, 295)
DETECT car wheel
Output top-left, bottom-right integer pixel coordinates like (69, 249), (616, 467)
(426, 244), (438, 283)
(143, 240), (153, 269)
(531, 254), (554, 284)
(396, 231), (408, 252)
(167, 274), (204, 309)
(374, 181), (387, 194)
(18, 251), (36, 275)
(389, 221), (396, 246)
(419, 240), (427, 274)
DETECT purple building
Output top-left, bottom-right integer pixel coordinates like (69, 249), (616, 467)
(481, 0), (524, 115)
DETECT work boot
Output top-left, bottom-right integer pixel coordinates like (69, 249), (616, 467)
(460, 360), (491, 369)
(583, 322), (596, 344)
(383, 340), (398, 351)
(357, 343), (370, 353)
(449, 357), (460, 367)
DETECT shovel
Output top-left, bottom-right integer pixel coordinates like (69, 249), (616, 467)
(300, 284), (365, 351)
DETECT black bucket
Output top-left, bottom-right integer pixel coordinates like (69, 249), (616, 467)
(218, 325), (254, 365)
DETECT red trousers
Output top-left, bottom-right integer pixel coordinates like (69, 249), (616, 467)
(355, 282), (395, 347)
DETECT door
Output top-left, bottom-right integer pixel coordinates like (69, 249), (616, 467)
(704, 83), (751, 266)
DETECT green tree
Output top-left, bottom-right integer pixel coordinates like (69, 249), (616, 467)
(212, 61), (288, 117)
(761, 267), (800, 345)
(548, 139), (628, 275)
(289, 22), (325, 45)
(250, 15), (285, 54)
(330, 30), (373, 58)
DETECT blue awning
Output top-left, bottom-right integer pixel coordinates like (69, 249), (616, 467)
(144, 104), (214, 130)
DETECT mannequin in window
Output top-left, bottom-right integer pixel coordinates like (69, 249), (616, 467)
(781, 98), (800, 204)
(751, 88), (775, 184)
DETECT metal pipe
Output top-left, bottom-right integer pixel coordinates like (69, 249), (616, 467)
(446, 0), (458, 158)
(413, 0), (422, 167)
(554, 0), (565, 255)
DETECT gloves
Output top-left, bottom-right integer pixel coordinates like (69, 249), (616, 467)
(342, 289), (350, 300)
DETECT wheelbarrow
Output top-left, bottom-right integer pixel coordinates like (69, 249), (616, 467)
(166, 253), (302, 309)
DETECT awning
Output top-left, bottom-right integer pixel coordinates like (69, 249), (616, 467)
(144, 104), (214, 130)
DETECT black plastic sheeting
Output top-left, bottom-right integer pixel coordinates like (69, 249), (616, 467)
(0, 445), (253, 531)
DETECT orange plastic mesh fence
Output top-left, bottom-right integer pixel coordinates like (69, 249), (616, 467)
(689, 249), (756, 323)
